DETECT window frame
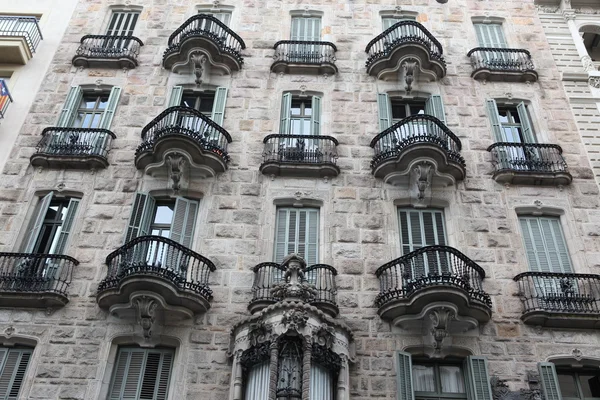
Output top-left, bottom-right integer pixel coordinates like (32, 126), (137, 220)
(105, 9), (140, 36)
(412, 360), (468, 400)
(556, 369), (600, 400)
(273, 206), (320, 265)
(73, 93), (109, 129)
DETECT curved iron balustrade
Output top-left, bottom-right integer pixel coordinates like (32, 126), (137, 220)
(262, 134), (339, 165)
(34, 127), (116, 159)
(375, 245), (490, 308)
(163, 14), (246, 65)
(365, 20), (445, 70)
(467, 47), (535, 74)
(100, 235), (216, 299)
(514, 271), (600, 314)
(0, 16), (43, 54)
(273, 40), (337, 65)
(136, 106), (232, 163)
(0, 252), (78, 297)
(74, 35), (143, 65)
(487, 142), (568, 174)
(370, 115), (464, 168)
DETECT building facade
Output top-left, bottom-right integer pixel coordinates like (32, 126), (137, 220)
(0, 0), (598, 399)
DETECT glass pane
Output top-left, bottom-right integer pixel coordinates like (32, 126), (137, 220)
(579, 374), (600, 398)
(291, 100), (302, 116)
(391, 102), (407, 120)
(98, 96), (109, 110)
(153, 205), (174, 225)
(290, 119), (302, 134)
(440, 366), (465, 393)
(181, 96), (197, 108)
(410, 104), (426, 116)
(304, 105), (312, 116)
(558, 373), (579, 398)
(81, 98), (97, 110)
(90, 113), (102, 129)
(199, 95), (214, 114)
(498, 109), (509, 124)
(302, 120), (311, 135)
(413, 364), (435, 392)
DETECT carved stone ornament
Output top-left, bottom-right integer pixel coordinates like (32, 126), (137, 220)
(166, 153), (185, 192)
(270, 254), (317, 302)
(588, 77), (600, 88)
(572, 348), (583, 361)
(403, 59), (417, 93)
(281, 309), (309, 332)
(581, 55), (595, 72)
(134, 296), (158, 339)
(491, 375), (542, 400)
(313, 323), (335, 349)
(248, 319), (272, 347)
(4, 326), (14, 337)
(413, 161), (433, 202)
(428, 307), (455, 354)
(191, 52), (207, 85)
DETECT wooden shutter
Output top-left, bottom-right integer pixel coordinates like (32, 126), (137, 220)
(519, 216), (572, 273)
(485, 100), (503, 142)
(425, 95), (446, 124)
(274, 208), (319, 264)
(51, 198), (80, 256)
(57, 86), (83, 127)
(170, 197), (199, 247)
(538, 363), (563, 400)
(474, 23), (507, 48)
(279, 93), (292, 134)
(377, 93), (393, 131)
(106, 12), (139, 36)
(125, 192), (155, 244)
(516, 102), (535, 143)
(398, 209), (446, 254)
(0, 348), (32, 400)
(211, 87), (228, 126)
(310, 96), (321, 136)
(396, 352), (414, 400)
(465, 356), (492, 400)
(168, 86), (184, 108)
(291, 17), (321, 41)
(23, 192), (53, 253)
(99, 86), (122, 130)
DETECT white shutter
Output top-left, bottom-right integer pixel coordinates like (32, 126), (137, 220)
(168, 86), (184, 108)
(425, 95), (446, 124)
(57, 86), (83, 128)
(23, 192), (53, 253)
(211, 87), (228, 126)
(377, 93), (393, 131)
(310, 96), (321, 136)
(279, 93), (292, 134)
(274, 208), (319, 264)
(244, 361), (270, 400)
(169, 197), (199, 247)
(474, 24), (507, 48)
(291, 17), (321, 41)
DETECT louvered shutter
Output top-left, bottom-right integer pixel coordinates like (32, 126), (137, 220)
(109, 348), (146, 400)
(99, 86), (122, 130)
(382, 17), (401, 30)
(57, 86), (83, 127)
(274, 208), (289, 263)
(310, 96), (321, 136)
(52, 198), (80, 256)
(139, 350), (174, 400)
(310, 363), (334, 400)
(396, 352), (414, 400)
(425, 95), (446, 124)
(302, 208), (319, 265)
(465, 356), (492, 400)
(0, 348), (32, 400)
(170, 197), (199, 248)
(519, 217), (572, 273)
(485, 100), (503, 142)
(474, 24), (507, 48)
(244, 361), (270, 400)
(211, 87), (228, 126)
(274, 208), (319, 264)
(106, 12), (139, 36)
(125, 192), (155, 244)
(168, 86), (184, 108)
(291, 17), (321, 41)
(280, 93), (292, 134)
(516, 102), (535, 143)
(23, 192), (53, 253)
(377, 93), (393, 131)
(538, 363), (563, 400)
(398, 209), (446, 278)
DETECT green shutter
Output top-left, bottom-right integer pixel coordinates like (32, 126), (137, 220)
(485, 100), (503, 142)
(538, 362), (563, 400)
(310, 96), (321, 136)
(52, 198), (80, 256)
(291, 17), (321, 41)
(519, 216), (572, 273)
(99, 86), (122, 130)
(425, 95), (446, 124)
(168, 86), (184, 108)
(274, 208), (319, 264)
(57, 86), (83, 127)
(396, 352), (414, 400)
(474, 23), (507, 48)
(109, 348), (146, 400)
(465, 356), (492, 400)
(0, 348), (32, 400)
(274, 208), (289, 263)
(279, 93), (292, 134)
(125, 192), (155, 244)
(516, 102), (535, 143)
(23, 192), (54, 253)
(211, 87), (228, 126)
(377, 93), (392, 131)
(170, 197), (199, 248)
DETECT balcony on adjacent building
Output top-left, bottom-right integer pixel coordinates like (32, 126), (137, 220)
(97, 236), (216, 334)
(162, 14), (245, 74)
(271, 40), (337, 75)
(365, 20), (446, 81)
(370, 115), (466, 186)
(487, 143), (572, 186)
(260, 134), (340, 178)
(375, 246), (492, 330)
(30, 127), (116, 170)
(467, 48), (538, 82)
(0, 16), (42, 64)
(135, 106), (232, 178)
(514, 272), (600, 329)
(249, 262), (338, 317)
(0, 252), (77, 308)
(72, 35), (143, 69)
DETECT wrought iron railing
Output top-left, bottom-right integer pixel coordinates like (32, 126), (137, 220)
(34, 127), (116, 159)
(467, 48), (535, 73)
(487, 143), (568, 175)
(273, 40), (337, 65)
(164, 14), (245, 65)
(100, 235), (216, 299)
(136, 106), (232, 162)
(0, 252), (77, 297)
(365, 20), (445, 70)
(0, 16), (43, 54)
(75, 35), (143, 63)
(375, 245), (490, 308)
(514, 272), (600, 314)
(262, 134), (338, 165)
(250, 262), (337, 307)
(370, 115), (464, 168)
(0, 79), (12, 119)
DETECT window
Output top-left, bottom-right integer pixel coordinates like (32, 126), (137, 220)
(106, 11), (139, 36)
(290, 16), (321, 41)
(73, 94), (109, 129)
(539, 362), (600, 400)
(274, 207), (319, 265)
(108, 347), (174, 400)
(0, 347), (33, 399)
(167, 86), (228, 126)
(519, 216), (572, 274)
(413, 361), (467, 400)
(485, 100), (535, 144)
(473, 23), (507, 48)
(377, 94), (445, 131)
(197, 9), (232, 26)
(280, 93), (321, 135)
(582, 31), (600, 62)
(391, 100), (426, 124)
(57, 86), (122, 130)
(22, 192), (80, 255)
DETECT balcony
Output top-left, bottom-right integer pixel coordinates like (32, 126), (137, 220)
(514, 272), (600, 329)
(487, 143), (572, 186)
(271, 41), (337, 75)
(30, 127), (115, 170)
(249, 262), (338, 317)
(0, 252), (77, 308)
(370, 115), (466, 186)
(97, 236), (216, 334)
(365, 21), (446, 81)
(0, 16), (42, 64)
(467, 48), (538, 82)
(162, 14), (245, 74)
(260, 134), (340, 178)
(135, 106), (232, 178)
(375, 246), (492, 330)
(72, 35), (143, 69)
(0, 80), (12, 119)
